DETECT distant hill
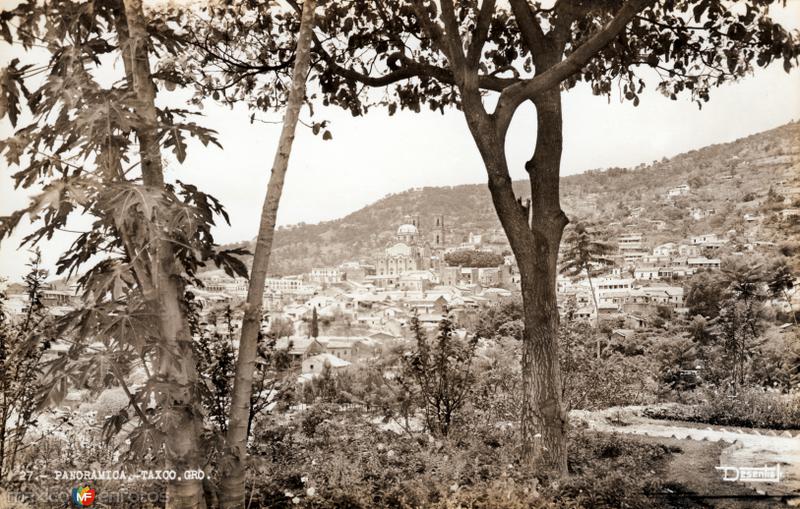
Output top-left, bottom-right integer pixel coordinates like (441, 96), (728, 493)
(227, 121), (800, 276)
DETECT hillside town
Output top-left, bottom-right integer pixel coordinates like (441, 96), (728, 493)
(2, 1), (800, 506)
(6, 172), (797, 380)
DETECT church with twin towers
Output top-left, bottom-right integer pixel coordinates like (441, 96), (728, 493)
(376, 214), (447, 276)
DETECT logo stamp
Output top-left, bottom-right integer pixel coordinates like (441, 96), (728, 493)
(71, 485), (96, 507)
(715, 464), (783, 483)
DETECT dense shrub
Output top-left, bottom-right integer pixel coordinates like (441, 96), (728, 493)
(644, 389), (800, 429)
(555, 432), (679, 509)
(244, 410), (682, 509)
(444, 250), (504, 268)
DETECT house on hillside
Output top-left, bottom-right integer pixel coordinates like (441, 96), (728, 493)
(653, 243), (676, 257)
(646, 219), (667, 230)
(399, 270), (437, 291)
(369, 331), (400, 343)
(302, 353), (350, 375)
(623, 251), (648, 263)
(617, 233), (643, 252)
(574, 306), (595, 321)
(406, 295), (449, 315)
(667, 184), (690, 198)
(678, 244), (702, 257)
(687, 257), (721, 270)
(690, 233), (727, 249)
(276, 337), (326, 360)
(310, 267), (343, 284)
(611, 329), (636, 341)
(634, 266), (661, 280)
(624, 314), (648, 329)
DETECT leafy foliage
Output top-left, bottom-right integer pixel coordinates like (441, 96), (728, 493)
(401, 313), (478, 436)
(0, 0), (249, 481)
(0, 252), (50, 482)
(643, 389), (800, 430)
(443, 248), (504, 268)
(169, 0), (799, 116)
(559, 222), (615, 280)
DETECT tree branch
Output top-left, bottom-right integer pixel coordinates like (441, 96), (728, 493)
(494, 0), (654, 137)
(438, 0), (467, 78)
(411, 0), (452, 62)
(467, 0), (496, 68)
(508, 0), (547, 62)
(312, 36), (514, 92)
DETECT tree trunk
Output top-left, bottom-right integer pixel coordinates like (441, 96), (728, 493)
(120, 1), (206, 507)
(784, 290), (798, 325)
(464, 85), (568, 474)
(516, 88), (569, 474)
(586, 271), (601, 359)
(218, 1), (316, 506)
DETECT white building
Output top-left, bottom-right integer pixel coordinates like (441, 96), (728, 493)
(667, 184), (690, 197)
(310, 267), (343, 284)
(617, 233), (643, 252)
(265, 276), (305, 293)
(302, 353), (351, 375)
(634, 267), (661, 280)
(653, 243), (676, 257)
(687, 257), (721, 270)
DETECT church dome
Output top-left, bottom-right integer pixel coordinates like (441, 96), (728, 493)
(397, 223), (418, 236)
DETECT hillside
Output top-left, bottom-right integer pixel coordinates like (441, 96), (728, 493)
(236, 121), (800, 275)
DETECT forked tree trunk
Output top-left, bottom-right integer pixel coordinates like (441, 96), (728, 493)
(465, 85), (568, 474)
(218, 1), (317, 507)
(518, 88), (569, 474)
(119, 1), (206, 507)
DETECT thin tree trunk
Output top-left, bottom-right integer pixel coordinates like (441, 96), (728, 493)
(586, 271), (601, 359)
(784, 290), (798, 325)
(218, 1), (316, 506)
(0, 329), (6, 482)
(119, 1), (206, 507)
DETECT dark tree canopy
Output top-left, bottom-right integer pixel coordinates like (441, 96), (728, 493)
(559, 222), (615, 279)
(170, 0), (799, 123)
(444, 248), (505, 268)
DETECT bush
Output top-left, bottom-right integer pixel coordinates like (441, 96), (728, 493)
(556, 432), (679, 509)
(245, 410), (681, 509)
(644, 389), (800, 429)
(444, 250), (504, 268)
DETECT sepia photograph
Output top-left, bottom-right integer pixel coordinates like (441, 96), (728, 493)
(0, 0), (799, 507)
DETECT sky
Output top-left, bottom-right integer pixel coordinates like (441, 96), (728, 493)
(0, 3), (799, 282)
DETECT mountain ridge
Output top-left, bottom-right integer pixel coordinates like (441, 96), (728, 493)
(224, 121), (800, 276)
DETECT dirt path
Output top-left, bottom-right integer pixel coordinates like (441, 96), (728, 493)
(572, 406), (800, 507)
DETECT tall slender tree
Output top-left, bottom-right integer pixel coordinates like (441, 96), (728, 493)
(172, 0), (799, 473)
(768, 262), (797, 325)
(0, 1), (247, 506)
(715, 259), (767, 392)
(218, 1), (316, 506)
(0, 251), (49, 482)
(309, 306), (320, 339)
(559, 221), (614, 357)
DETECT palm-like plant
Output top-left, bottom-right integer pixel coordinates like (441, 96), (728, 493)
(768, 263), (797, 325)
(560, 222), (615, 354)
